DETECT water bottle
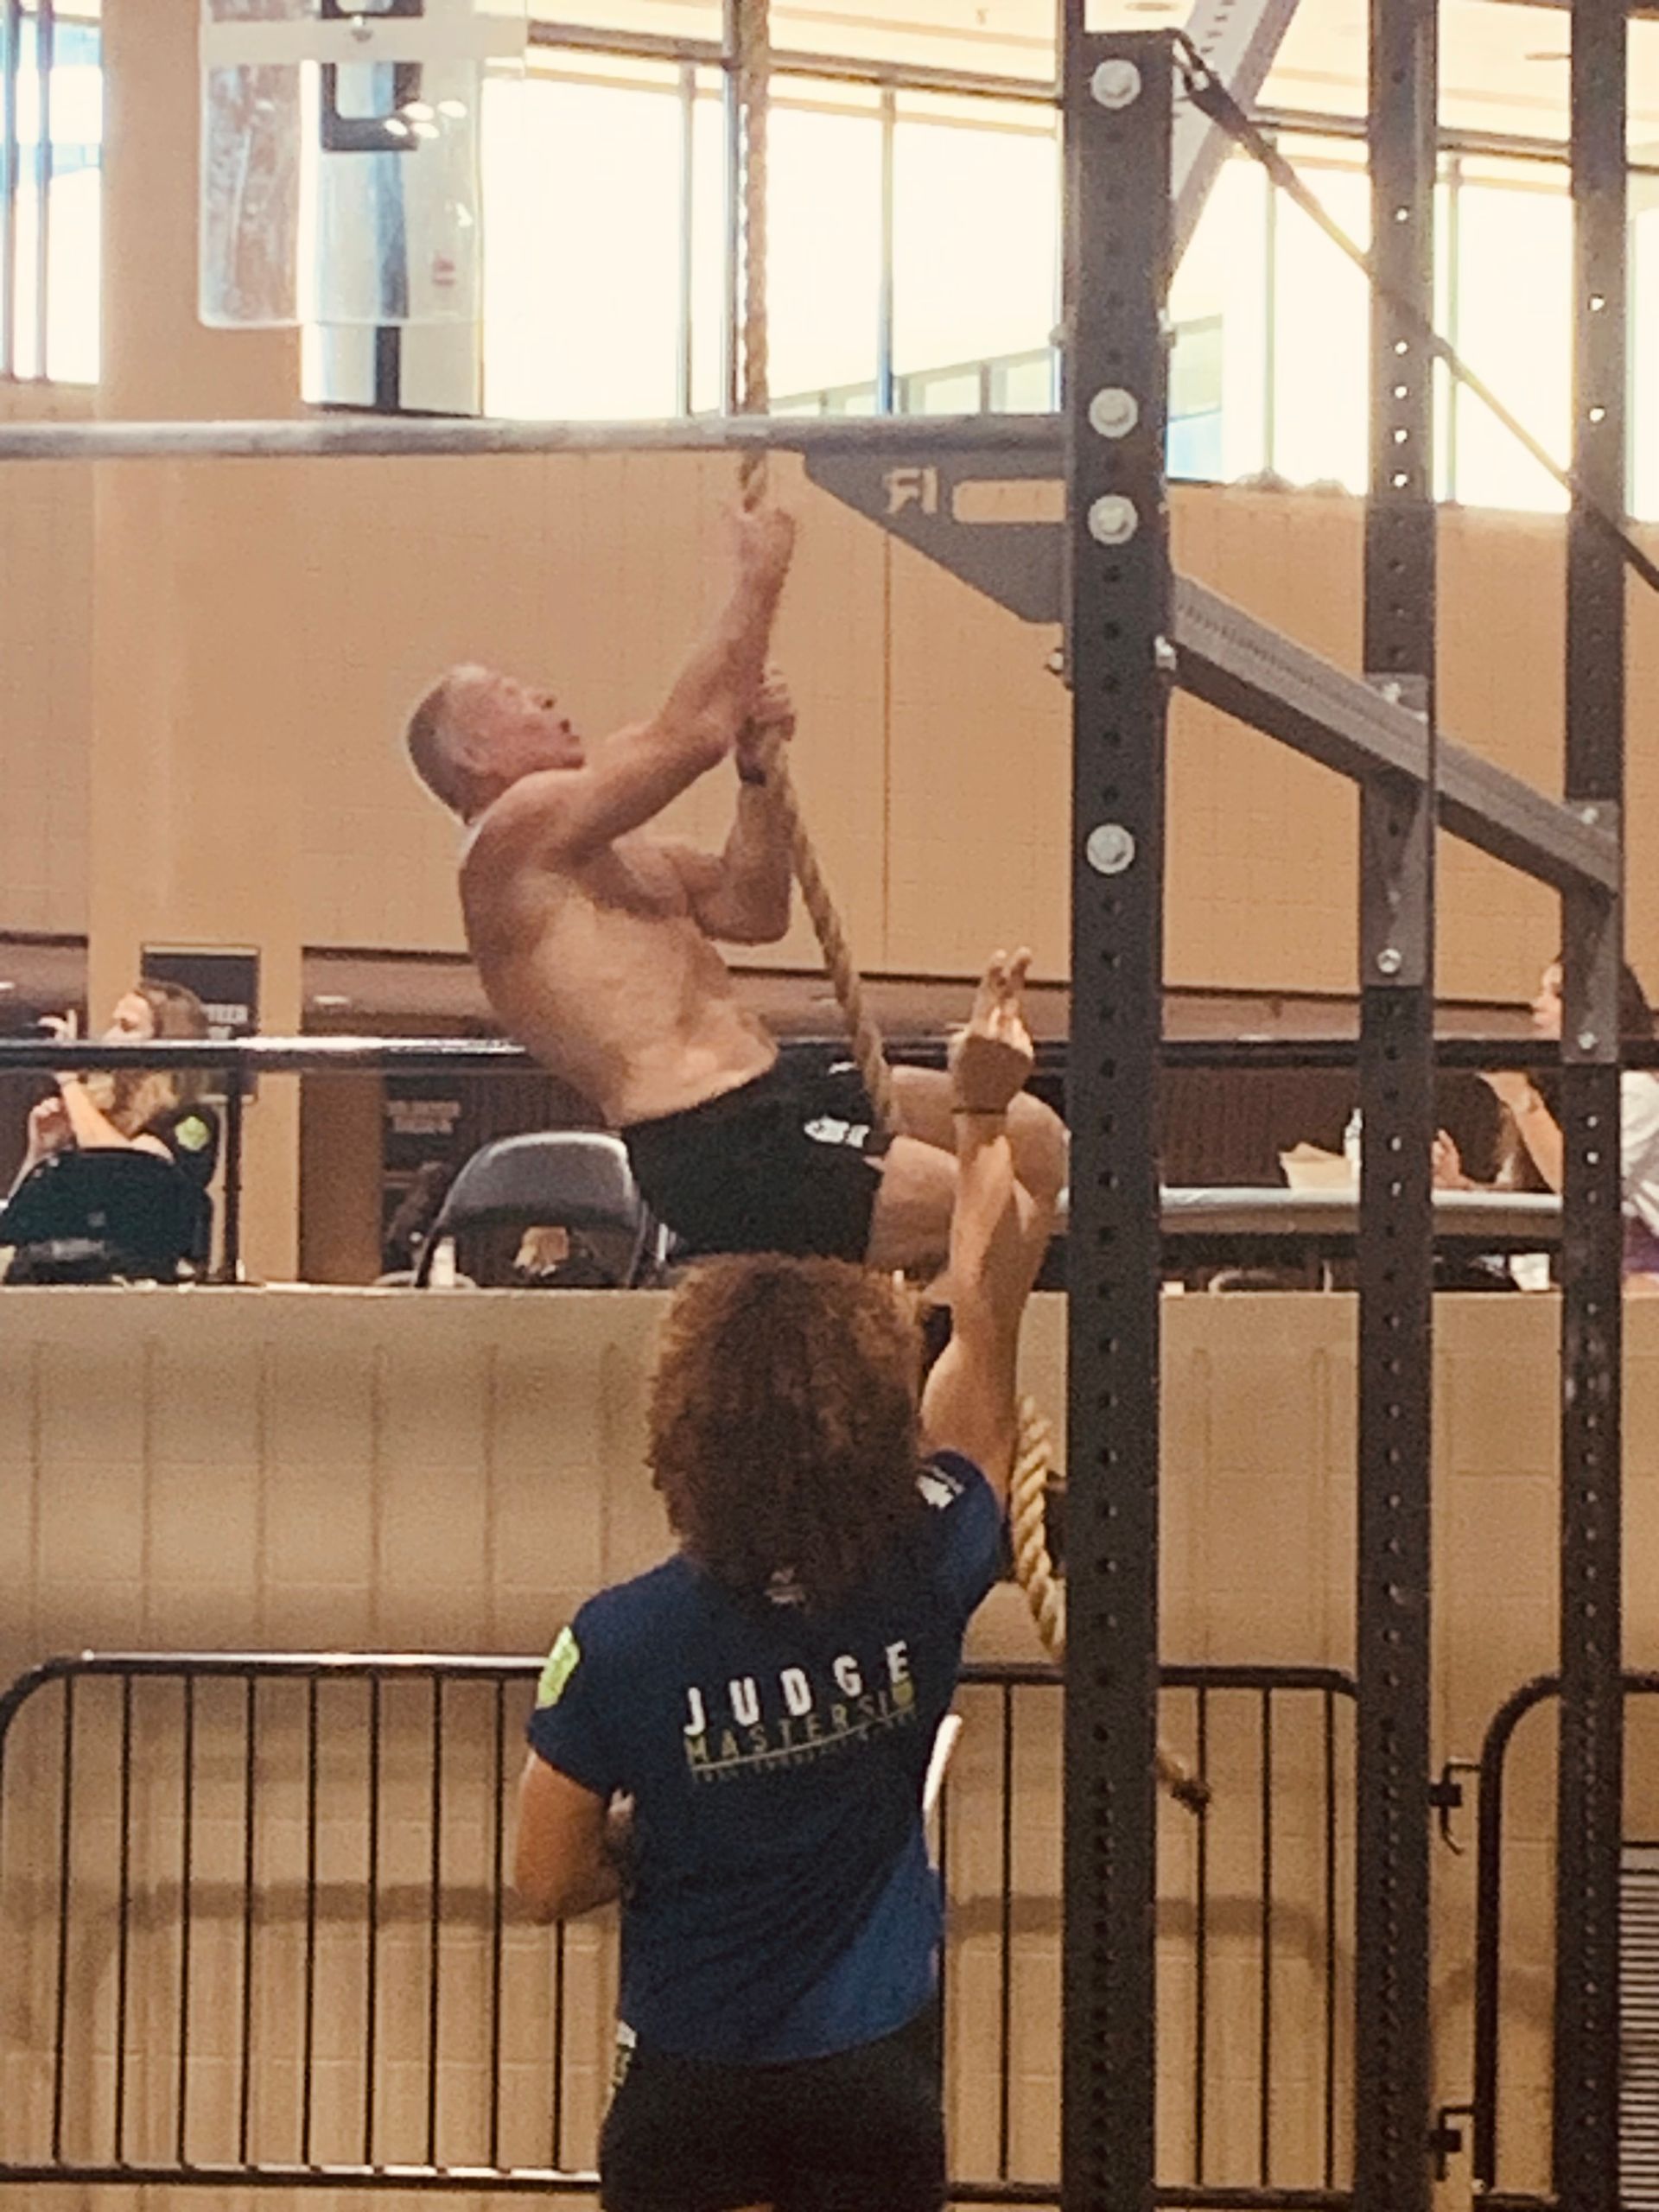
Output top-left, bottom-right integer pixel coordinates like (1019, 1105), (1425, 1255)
(1343, 1109), (1363, 1179)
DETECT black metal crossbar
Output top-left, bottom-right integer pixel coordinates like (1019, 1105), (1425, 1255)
(0, 1652), (1355, 2207)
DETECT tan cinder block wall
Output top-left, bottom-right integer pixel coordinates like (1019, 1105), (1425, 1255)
(2, 1289), (1657, 2208)
(83, 0), (304, 1284)
(0, 383), (94, 938)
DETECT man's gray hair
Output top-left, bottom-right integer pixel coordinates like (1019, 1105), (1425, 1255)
(404, 674), (468, 813)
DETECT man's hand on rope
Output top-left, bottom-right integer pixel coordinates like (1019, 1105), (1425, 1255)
(950, 949), (1034, 1116)
(750, 668), (795, 740)
(739, 666), (795, 783)
(728, 498), (796, 591)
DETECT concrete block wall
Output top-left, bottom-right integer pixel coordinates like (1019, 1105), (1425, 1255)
(2, 1287), (1656, 2206)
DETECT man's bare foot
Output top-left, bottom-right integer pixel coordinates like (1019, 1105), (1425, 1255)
(950, 948), (1035, 1115)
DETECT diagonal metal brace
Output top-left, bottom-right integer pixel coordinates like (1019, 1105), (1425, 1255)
(1173, 0), (1302, 266)
(1173, 575), (1619, 897)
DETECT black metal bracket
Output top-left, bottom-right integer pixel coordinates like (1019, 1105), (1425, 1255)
(320, 0), (424, 155)
(1560, 812), (1623, 1065)
(803, 444), (1062, 624)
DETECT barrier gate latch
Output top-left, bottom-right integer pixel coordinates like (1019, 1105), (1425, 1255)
(1428, 1758), (1478, 1853)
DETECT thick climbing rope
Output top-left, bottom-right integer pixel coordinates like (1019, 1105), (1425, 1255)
(733, 0), (896, 1139)
(730, 0), (1203, 1812)
(1010, 1399), (1211, 1813)
(1009, 1398), (1065, 1654)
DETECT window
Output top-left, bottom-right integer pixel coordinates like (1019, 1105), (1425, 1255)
(891, 94), (1058, 411)
(529, 0), (723, 43)
(2, 3), (102, 384)
(291, 4), (1659, 523)
(481, 55), (696, 420)
(765, 80), (885, 407)
(1447, 157), (1571, 512)
(1268, 141), (1371, 494)
(766, 0), (1055, 86)
(1168, 150), (1269, 482)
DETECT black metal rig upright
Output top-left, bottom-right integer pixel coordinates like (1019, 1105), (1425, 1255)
(1060, 17), (1173, 2212)
(1553, 5), (1629, 2209)
(1355, 0), (1439, 2205)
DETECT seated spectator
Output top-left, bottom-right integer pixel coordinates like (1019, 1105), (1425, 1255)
(10, 982), (219, 1269)
(1433, 958), (1659, 1289)
(382, 1160), (454, 1277)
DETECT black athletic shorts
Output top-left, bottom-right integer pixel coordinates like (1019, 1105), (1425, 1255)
(599, 2005), (944, 2212)
(622, 1057), (891, 1263)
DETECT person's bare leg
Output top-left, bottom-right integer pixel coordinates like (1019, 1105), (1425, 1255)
(863, 1135), (960, 1276)
(889, 1062), (1067, 1211)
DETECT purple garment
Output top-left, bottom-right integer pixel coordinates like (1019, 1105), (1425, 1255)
(1625, 1213), (1659, 1276)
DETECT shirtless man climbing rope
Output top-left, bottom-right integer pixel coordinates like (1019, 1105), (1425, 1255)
(404, 494), (1066, 1274)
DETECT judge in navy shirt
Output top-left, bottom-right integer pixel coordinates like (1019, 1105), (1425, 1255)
(515, 951), (1053, 2212)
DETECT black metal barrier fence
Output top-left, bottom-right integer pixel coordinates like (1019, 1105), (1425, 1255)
(0, 1652), (1356, 2208)
(1469, 1670), (1659, 2212)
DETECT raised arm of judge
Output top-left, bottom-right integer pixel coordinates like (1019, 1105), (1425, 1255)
(919, 950), (1046, 1503)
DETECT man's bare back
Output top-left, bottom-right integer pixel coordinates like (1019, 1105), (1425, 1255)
(461, 824), (777, 1127)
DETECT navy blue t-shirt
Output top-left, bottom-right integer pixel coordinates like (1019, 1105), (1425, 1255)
(526, 1450), (1001, 2066)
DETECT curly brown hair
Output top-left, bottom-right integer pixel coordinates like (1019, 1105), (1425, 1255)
(648, 1255), (925, 1611)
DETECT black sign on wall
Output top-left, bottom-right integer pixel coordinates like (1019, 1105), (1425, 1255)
(380, 1077), (467, 1268)
(141, 946), (260, 1040)
(383, 1079), (465, 1175)
(142, 945), (260, 1104)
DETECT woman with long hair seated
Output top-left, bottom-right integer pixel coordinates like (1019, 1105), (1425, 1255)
(513, 952), (1054, 2212)
(11, 983), (219, 1264)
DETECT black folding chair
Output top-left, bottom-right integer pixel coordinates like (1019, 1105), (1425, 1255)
(0, 1148), (205, 1284)
(411, 1132), (671, 1288)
